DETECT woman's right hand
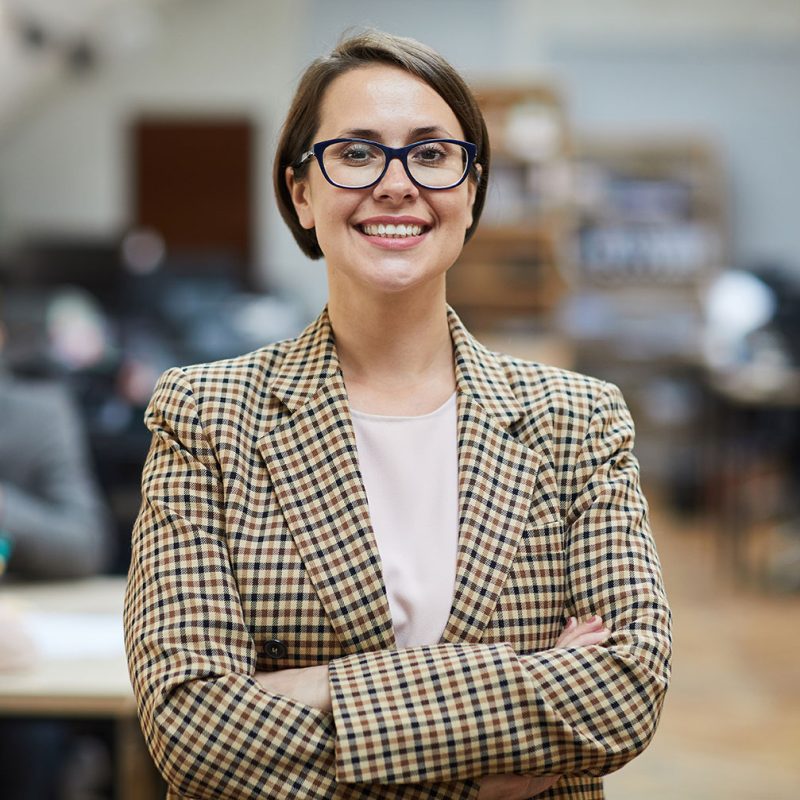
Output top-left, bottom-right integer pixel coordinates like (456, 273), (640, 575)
(254, 664), (331, 712)
(476, 615), (611, 799)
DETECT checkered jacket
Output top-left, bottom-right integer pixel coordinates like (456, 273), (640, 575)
(124, 305), (671, 799)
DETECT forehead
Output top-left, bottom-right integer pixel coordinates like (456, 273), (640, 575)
(316, 63), (464, 140)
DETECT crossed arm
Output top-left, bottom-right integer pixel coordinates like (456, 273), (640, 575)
(254, 615), (613, 799)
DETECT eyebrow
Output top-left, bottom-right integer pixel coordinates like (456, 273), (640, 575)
(338, 126), (454, 141)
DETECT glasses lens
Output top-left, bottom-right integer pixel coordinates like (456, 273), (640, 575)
(407, 141), (469, 188)
(321, 141), (385, 188)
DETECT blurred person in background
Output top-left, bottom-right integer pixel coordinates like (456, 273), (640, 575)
(0, 296), (112, 579)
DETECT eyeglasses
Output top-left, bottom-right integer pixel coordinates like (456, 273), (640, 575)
(294, 137), (477, 190)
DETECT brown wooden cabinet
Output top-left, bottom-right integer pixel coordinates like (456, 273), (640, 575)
(447, 84), (573, 328)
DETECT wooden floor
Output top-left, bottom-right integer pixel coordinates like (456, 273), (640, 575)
(605, 499), (800, 799)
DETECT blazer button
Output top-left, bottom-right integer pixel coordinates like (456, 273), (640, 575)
(265, 639), (287, 659)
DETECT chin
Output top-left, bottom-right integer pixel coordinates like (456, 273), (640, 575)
(327, 247), (452, 297)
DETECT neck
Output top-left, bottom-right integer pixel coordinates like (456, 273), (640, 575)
(326, 282), (455, 393)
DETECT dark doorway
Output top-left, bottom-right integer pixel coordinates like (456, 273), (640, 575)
(132, 117), (255, 286)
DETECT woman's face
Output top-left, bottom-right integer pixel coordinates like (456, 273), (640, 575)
(287, 64), (478, 299)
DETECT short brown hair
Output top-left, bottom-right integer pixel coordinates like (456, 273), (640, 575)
(273, 29), (490, 260)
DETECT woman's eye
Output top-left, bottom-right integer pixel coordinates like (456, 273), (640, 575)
(340, 146), (378, 163)
(411, 145), (446, 164)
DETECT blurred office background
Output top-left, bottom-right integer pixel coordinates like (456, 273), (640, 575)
(0, 0), (798, 797)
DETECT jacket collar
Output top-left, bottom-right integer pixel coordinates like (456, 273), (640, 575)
(267, 304), (525, 428)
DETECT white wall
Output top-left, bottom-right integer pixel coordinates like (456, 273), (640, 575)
(0, 0), (799, 316)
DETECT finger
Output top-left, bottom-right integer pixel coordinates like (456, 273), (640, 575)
(553, 616), (577, 647)
(554, 615), (605, 647)
(566, 627), (612, 648)
(556, 625), (609, 648)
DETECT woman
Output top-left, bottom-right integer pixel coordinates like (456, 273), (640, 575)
(124, 30), (671, 800)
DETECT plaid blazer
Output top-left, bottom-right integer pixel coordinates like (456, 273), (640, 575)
(124, 305), (671, 800)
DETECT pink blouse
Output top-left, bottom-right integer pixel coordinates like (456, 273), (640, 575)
(350, 391), (459, 647)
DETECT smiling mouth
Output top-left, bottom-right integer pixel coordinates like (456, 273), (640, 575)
(358, 223), (429, 238)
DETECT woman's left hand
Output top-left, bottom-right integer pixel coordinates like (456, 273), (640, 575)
(553, 614), (611, 649)
(254, 664), (331, 712)
(477, 773), (560, 799)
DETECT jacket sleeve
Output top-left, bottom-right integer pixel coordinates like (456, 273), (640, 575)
(124, 367), (341, 799)
(124, 368), (478, 800)
(328, 382), (672, 784)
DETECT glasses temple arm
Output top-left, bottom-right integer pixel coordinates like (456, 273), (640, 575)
(294, 150), (315, 168)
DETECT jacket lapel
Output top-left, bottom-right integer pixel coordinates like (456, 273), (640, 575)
(257, 310), (395, 655)
(441, 308), (542, 644)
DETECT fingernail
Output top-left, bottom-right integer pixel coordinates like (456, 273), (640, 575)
(567, 616), (576, 629)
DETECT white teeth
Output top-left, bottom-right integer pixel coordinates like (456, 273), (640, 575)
(361, 223), (424, 237)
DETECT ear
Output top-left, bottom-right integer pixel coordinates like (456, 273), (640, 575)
(286, 166), (315, 230)
(465, 163), (482, 229)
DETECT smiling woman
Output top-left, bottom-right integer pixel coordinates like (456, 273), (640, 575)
(124, 29), (672, 800)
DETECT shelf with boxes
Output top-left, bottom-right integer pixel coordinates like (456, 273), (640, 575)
(563, 134), (729, 370)
(569, 136), (727, 289)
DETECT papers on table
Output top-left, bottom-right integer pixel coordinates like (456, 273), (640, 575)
(22, 611), (125, 661)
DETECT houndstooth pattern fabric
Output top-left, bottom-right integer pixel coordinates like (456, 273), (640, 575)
(124, 304), (671, 799)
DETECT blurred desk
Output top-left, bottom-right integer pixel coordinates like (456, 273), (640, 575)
(709, 367), (800, 409)
(0, 577), (163, 800)
(708, 370), (800, 590)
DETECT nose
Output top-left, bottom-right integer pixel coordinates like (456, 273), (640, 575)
(373, 156), (418, 201)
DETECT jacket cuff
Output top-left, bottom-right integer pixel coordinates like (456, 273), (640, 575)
(329, 642), (512, 785)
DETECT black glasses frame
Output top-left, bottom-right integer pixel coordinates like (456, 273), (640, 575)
(295, 137), (478, 190)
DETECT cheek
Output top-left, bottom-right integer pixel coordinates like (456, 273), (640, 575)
(318, 193), (362, 227)
(309, 198), (363, 254)
(440, 193), (475, 235)
(463, 200), (475, 231)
